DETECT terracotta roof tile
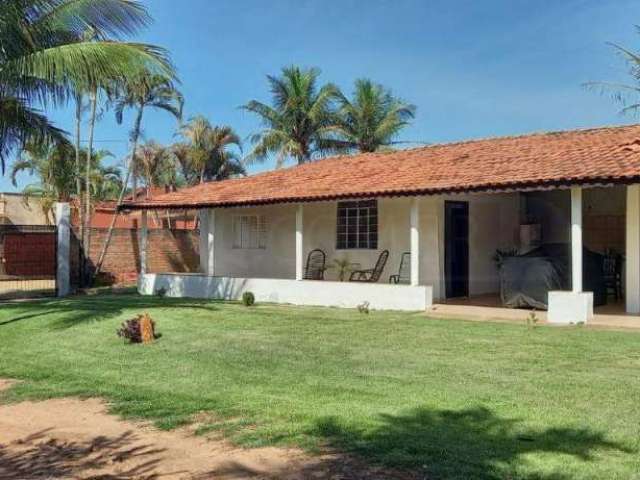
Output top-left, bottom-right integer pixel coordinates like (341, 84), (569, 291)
(123, 125), (640, 210)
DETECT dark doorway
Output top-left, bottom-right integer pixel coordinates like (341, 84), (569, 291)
(445, 201), (469, 298)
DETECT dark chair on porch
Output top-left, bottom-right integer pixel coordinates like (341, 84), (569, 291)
(603, 249), (623, 301)
(349, 250), (389, 283)
(303, 248), (326, 280)
(389, 252), (411, 284)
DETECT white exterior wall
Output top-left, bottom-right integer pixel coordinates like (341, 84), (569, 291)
(195, 193), (520, 302)
(140, 273), (433, 311)
(212, 204), (297, 279)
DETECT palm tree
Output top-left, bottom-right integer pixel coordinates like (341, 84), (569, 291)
(133, 140), (181, 196)
(178, 115), (244, 183)
(585, 32), (640, 116)
(242, 66), (338, 167)
(113, 74), (184, 195)
(10, 142), (120, 221)
(328, 79), (416, 153)
(0, 0), (173, 173)
(94, 75), (183, 277)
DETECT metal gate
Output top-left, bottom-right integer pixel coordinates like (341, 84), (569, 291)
(0, 224), (57, 299)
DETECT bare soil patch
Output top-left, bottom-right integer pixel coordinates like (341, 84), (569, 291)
(0, 381), (411, 479)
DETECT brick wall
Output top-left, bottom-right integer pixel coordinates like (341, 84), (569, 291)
(2, 232), (56, 277)
(86, 228), (200, 284)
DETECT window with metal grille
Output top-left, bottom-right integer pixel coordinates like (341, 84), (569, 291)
(232, 215), (267, 249)
(336, 199), (378, 249)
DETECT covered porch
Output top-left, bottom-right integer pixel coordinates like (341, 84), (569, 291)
(133, 181), (640, 323)
(136, 196), (435, 311)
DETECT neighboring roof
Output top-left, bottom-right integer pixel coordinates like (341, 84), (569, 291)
(122, 124), (640, 210)
(79, 186), (196, 230)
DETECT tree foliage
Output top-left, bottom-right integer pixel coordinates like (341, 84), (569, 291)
(11, 141), (121, 219)
(176, 115), (244, 184)
(0, 0), (174, 172)
(328, 79), (416, 153)
(243, 66), (338, 167)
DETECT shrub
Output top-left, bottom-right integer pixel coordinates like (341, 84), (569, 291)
(242, 292), (255, 307)
(117, 313), (158, 344)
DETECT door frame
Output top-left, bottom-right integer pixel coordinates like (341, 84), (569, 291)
(444, 200), (469, 298)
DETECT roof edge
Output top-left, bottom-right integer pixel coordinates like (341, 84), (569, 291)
(119, 175), (640, 211)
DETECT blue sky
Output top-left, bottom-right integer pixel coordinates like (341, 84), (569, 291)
(6, 0), (640, 191)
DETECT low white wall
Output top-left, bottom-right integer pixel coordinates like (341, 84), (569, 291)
(139, 273), (433, 311)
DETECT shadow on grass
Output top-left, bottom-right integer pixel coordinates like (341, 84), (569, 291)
(0, 429), (175, 479)
(0, 293), (225, 329)
(306, 406), (632, 480)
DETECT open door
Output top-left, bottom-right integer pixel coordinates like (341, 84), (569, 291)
(445, 201), (469, 298)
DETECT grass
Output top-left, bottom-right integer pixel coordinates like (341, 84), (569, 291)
(0, 293), (639, 479)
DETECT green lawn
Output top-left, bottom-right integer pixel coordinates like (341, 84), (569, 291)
(0, 294), (638, 479)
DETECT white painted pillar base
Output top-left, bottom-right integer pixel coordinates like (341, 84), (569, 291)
(410, 197), (420, 286)
(295, 204), (304, 281)
(626, 185), (640, 313)
(548, 291), (593, 324)
(55, 202), (70, 297)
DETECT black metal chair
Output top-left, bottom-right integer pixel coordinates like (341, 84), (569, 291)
(603, 249), (623, 301)
(349, 250), (389, 283)
(389, 252), (411, 284)
(303, 249), (326, 280)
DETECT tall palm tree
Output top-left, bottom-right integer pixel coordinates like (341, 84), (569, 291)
(94, 74), (183, 277)
(113, 74), (184, 195)
(327, 79), (416, 153)
(178, 115), (244, 183)
(0, 0), (173, 173)
(242, 66), (338, 167)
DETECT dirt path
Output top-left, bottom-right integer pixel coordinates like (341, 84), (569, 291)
(0, 380), (410, 479)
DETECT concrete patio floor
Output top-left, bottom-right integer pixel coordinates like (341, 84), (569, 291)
(428, 294), (640, 330)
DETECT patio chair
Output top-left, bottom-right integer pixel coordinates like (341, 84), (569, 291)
(603, 249), (623, 301)
(389, 252), (411, 284)
(303, 248), (326, 280)
(349, 250), (389, 283)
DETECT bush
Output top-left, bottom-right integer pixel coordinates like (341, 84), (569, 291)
(242, 291), (255, 307)
(117, 313), (158, 344)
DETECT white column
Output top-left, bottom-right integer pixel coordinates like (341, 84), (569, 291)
(206, 210), (215, 275)
(198, 209), (215, 275)
(295, 204), (304, 281)
(198, 209), (209, 274)
(571, 187), (583, 293)
(410, 197), (420, 286)
(627, 185), (640, 313)
(55, 202), (70, 297)
(139, 210), (148, 275)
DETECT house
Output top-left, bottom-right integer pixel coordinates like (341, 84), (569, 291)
(122, 124), (640, 324)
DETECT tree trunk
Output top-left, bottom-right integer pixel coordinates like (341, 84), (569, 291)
(84, 88), (98, 271)
(93, 106), (144, 279)
(74, 95), (83, 249)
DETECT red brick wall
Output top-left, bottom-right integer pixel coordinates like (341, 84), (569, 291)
(2, 232), (56, 277)
(87, 228), (200, 285)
